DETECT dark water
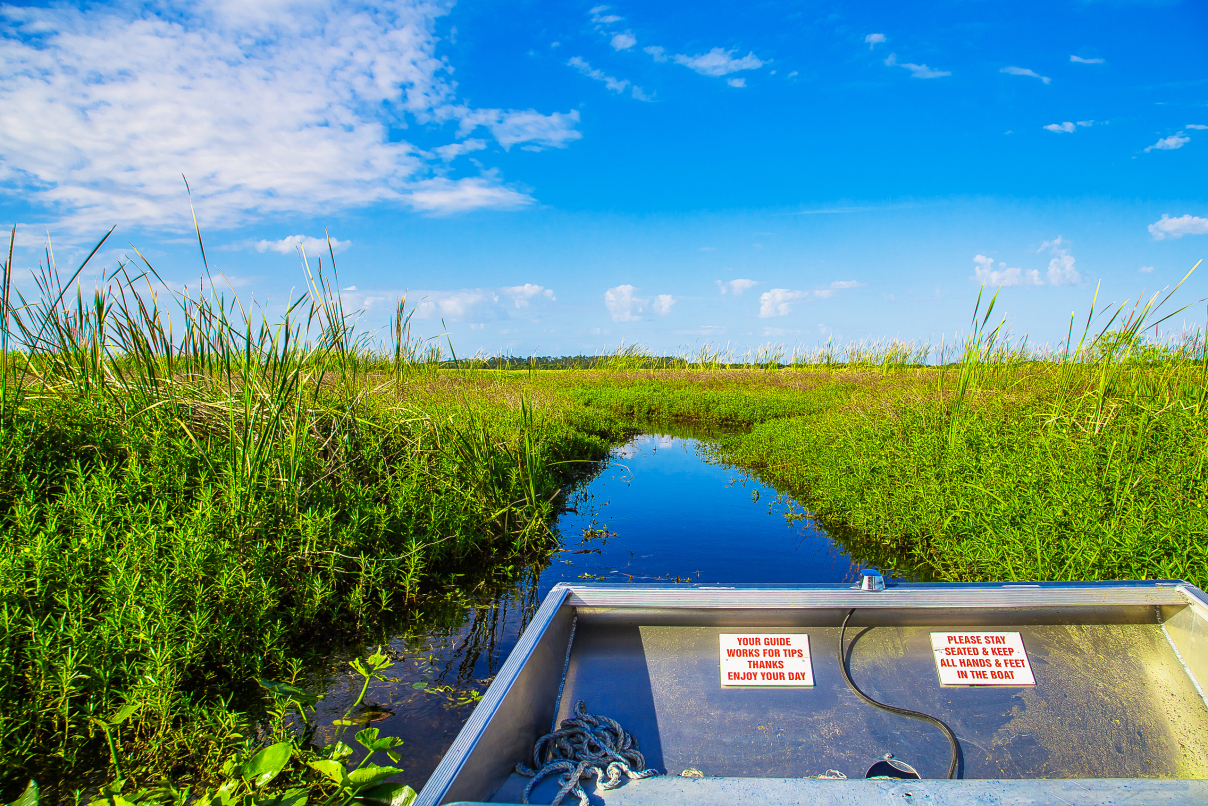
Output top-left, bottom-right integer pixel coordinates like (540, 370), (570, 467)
(315, 425), (865, 790)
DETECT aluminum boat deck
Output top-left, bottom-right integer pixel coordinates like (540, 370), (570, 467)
(417, 580), (1208, 805)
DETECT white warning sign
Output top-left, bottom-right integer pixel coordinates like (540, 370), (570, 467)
(930, 632), (1035, 686)
(719, 633), (813, 687)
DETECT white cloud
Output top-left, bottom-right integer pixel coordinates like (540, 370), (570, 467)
(568, 57), (629, 93)
(828, 280), (862, 290)
(341, 282), (555, 321)
(1145, 134), (1191, 152)
(717, 278), (758, 295)
(1070, 55), (1105, 64)
(644, 45), (668, 62)
(1040, 236), (1081, 285)
(567, 57), (651, 101)
(589, 6), (622, 24)
(759, 288), (808, 317)
(1045, 122), (1076, 133)
(1001, 66), (1051, 84)
(883, 53), (950, 79)
(726, 78), (747, 88)
(415, 289), (497, 320)
(1187, 124), (1208, 130)
(501, 283), (556, 308)
(653, 294), (676, 315)
(0, 0), (581, 230)
(611, 32), (636, 50)
(1149, 214), (1208, 240)
(433, 139), (487, 161)
(604, 284), (646, 321)
(971, 255), (1042, 287)
(1047, 253), (1079, 285)
(865, 33), (886, 49)
(460, 109), (582, 151)
(1077, 120), (1095, 127)
(1139, 266), (1155, 273)
(674, 48), (764, 77)
(407, 175), (533, 214)
(969, 241), (1079, 288)
(253, 234), (351, 255)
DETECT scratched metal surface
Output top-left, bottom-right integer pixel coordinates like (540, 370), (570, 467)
(542, 621), (1208, 781)
(487, 775), (1208, 805)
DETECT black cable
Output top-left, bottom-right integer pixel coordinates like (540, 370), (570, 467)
(838, 607), (961, 779)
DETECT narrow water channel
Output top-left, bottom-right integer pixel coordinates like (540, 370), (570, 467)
(316, 426), (868, 791)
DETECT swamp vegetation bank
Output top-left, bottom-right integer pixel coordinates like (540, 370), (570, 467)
(1, 238), (1205, 801)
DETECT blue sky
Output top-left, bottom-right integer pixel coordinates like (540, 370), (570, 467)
(1, 0), (1206, 356)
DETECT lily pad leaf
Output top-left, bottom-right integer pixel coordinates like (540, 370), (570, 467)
(347, 765), (404, 790)
(242, 742), (292, 787)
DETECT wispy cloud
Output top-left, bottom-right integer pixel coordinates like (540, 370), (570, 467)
(864, 33), (886, 49)
(644, 45), (668, 62)
(502, 283), (556, 308)
(589, 5), (622, 25)
(717, 278), (758, 295)
(812, 280), (865, 299)
(457, 109), (581, 151)
(674, 48), (764, 77)
(972, 255), (1042, 287)
(758, 288), (809, 317)
(1070, 55), (1105, 64)
(1139, 266), (1155, 273)
(758, 281), (860, 316)
(1145, 134), (1191, 152)
(406, 175), (535, 214)
(611, 32), (636, 50)
(1187, 124), (1208, 130)
(883, 53), (950, 79)
(338, 282), (555, 323)
(433, 140), (488, 161)
(1043, 120), (1093, 134)
(1001, 66), (1051, 84)
(249, 235), (351, 255)
(726, 78), (746, 88)
(0, 0), (580, 230)
(568, 56), (629, 93)
(1040, 236), (1080, 285)
(568, 57), (651, 100)
(970, 238), (1080, 288)
(1149, 214), (1208, 240)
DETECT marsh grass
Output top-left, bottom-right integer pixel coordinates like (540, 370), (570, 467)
(0, 230), (624, 801)
(713, 265), (1208, 586)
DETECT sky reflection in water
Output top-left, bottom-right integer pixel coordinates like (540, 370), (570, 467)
(319, 429), (862, 790)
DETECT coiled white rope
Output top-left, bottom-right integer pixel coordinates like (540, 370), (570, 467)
(516, 700), (660, 806)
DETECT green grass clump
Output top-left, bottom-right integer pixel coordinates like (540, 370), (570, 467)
(712, 280), (1208, 585)
(720, 375), (1208, 585)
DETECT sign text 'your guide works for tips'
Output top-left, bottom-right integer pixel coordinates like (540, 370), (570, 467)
(719, 633), (813, 687)
(930, 631), (1035, 686)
